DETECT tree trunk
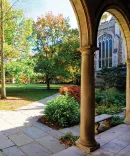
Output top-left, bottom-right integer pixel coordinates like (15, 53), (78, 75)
(1, 0), (6, 99)
(75, 78), (81, 86)
(46, 74), (50, 90)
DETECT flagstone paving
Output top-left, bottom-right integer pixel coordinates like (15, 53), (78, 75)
(54, 124), (130, 156)
(0, 93), (130, 156)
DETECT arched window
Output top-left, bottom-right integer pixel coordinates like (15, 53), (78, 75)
(98, 34), (113, 68)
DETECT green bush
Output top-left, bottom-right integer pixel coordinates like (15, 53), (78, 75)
(97, 64), (126, 89)
(95, 89), (104, 104)
(96, 104), (123, 115)
(102, 88), (125, 106)
(44, 94), (80, 127)
(95, 88), (126, 106)
(110, 116), (124, 127)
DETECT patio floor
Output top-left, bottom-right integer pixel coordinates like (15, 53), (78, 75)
(0, 94), (129, 156)
(54, 124), (130, 156)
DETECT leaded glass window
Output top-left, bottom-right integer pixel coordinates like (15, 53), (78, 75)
(98, 34), (113, 68)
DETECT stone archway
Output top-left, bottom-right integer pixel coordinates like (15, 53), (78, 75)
(96, 4), (130, 125)
(70, 0), (93, 47)
(95, 1), (130, 50)
(106, 9), (130, 125)
(70, 0), (130, 153)
(107, 9), (130, 59)
(70, 0), (100, 152)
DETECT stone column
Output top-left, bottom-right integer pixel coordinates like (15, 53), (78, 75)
(125, 60), (130, 124)
(76, 46), (100, 152)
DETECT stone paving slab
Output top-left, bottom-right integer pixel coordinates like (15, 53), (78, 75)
(47, 130), (64, 139)
(0, 119), (14, 131)
(116, 131), (130, 142)
(20, 142), (52, 156)
(52, 146), (87, 156)
(91, 147), (115, 156)
(33, 121), (52, 132)
(36, 135), (66, 154)
(3, 146), (26, 156)
(59, 127), (80, 136)
(101, 141), (125, 154)
(2, 127), (22, 137)
(116, 144), (130, 155)
(9, 132), (34, 147)
(18, 93), (59, 111)
(18, 109), (44, 117)
(95, 124), (130, 146)
(21, 126), (47, 139)
(0, 134), (15, 149)
(110, 137), (130, 147)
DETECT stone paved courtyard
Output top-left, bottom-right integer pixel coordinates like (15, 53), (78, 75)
(0, 94), (130, 156)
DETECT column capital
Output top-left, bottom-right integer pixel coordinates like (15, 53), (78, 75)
(125, 60), (130, 65)
(78, 46), (99, 55)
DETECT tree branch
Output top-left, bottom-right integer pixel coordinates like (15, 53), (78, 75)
(4, 0), (20, 17)
(3, 0), (25, 22)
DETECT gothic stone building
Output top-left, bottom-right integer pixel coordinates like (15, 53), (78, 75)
(95, 17), (126, 72)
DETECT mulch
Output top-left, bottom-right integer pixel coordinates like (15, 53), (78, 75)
(37, 116), (63, 130)
(59, 138), (75, 147)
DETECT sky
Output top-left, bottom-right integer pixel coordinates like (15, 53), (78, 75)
(9, 0), (78, 28)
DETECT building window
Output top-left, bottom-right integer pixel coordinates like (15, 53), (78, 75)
(98, 34), (113, 68)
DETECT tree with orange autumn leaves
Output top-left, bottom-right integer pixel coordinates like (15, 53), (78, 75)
(34, 12), (80, 90)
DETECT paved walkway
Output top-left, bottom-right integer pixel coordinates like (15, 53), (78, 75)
(0, 94), (130, 156)
(0, 93), (69, 156)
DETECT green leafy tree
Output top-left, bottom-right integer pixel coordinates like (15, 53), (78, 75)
(58, 28), (80, 84)
(0, 0), (33, 98)
(100, 12), (111, 24)
(5, 57), (36, 84)
(34, 12), (71, 90)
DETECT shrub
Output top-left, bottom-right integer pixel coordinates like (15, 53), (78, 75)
(60, 86), (80, 103)
(95, 89), (104, 104)
(102, 88), (126, 106)
(97, 64), (126, 89)
(110, 116), (124, 127)
(44, 94), (80, 127)
(59, 132), (79, 146)
(95, 88), (126, 106)
(96, 104), (123, 115)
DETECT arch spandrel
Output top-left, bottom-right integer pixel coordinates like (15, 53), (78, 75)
(94, 0), (130, 59)
(70, 0), (93, 47)
(107, 8), (130, 59)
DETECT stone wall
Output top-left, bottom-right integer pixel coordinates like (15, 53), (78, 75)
(95, 17), (126, 72)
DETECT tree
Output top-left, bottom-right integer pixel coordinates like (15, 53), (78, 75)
(6, 56), (36, 84)
(1, 0), (6, 99)
(58, 28), (81, 84)
(34, 12), (71, 90)
(0, 0), (33, 98)
(4, 10), (33, 60)
(100, 12), (111, 24)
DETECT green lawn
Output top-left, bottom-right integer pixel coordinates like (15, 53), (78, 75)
(0, 84), (65, 110)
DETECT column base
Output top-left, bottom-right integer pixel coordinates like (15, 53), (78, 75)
(124, 118), (130, 125)
(76, 140), (100, 153)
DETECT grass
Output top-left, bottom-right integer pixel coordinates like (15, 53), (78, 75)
(0, 84), (65, 110)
